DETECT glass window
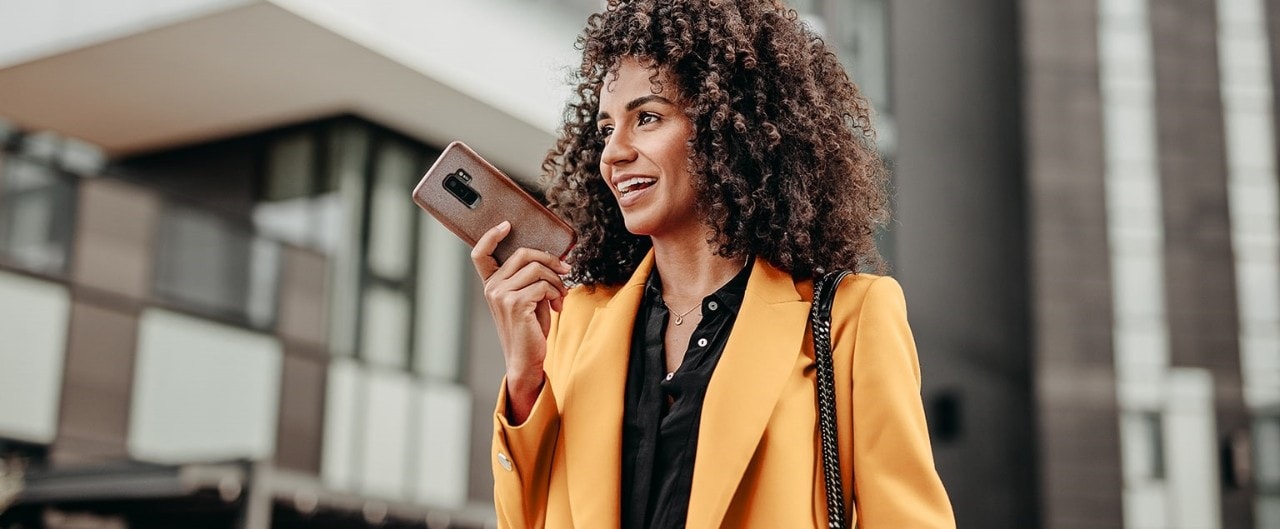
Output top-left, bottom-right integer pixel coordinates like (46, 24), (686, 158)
(360, 285), (411, 370)
(366, 140), (418, 280)
(0, 156), (76, 276)
(264, 132), (315, 201)
(153, 205), (280, 329)
(1121, 410), (1165, 484)
(254, 131), (321, 249)
(358, 136), (422, 369)
(245, 237), (282, 329)
(326, 124), (371, 357)
(1258, 415), (1280, 491)
(415, 218), (468, 381)
(133, 118), (446, 373)
(245, 120), (433, 369)
(1260, 414), (1280, 528)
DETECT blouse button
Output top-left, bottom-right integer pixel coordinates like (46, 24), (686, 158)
(697, 338), (708, 347)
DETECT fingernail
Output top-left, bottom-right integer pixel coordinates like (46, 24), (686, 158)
(499, 220), (511, 230)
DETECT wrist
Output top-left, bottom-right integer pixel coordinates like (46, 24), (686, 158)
(503, 370), (545, 426)
(505, 369), (545, 396)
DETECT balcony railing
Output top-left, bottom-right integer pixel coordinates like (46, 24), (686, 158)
(0, 147), (284, 332)
(0, 154), (77, 278)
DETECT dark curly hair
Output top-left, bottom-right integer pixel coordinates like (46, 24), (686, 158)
(543, 0), (888, 286)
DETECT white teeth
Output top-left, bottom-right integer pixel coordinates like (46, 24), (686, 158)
(617, 177), (657, 194)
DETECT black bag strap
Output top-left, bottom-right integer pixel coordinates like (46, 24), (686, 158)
(812, 270), (853, 529)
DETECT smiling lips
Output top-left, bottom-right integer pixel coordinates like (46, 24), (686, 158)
(615, 176), (657, 196)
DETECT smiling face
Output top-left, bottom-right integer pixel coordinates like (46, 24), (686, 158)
(596, 58), (699, 240)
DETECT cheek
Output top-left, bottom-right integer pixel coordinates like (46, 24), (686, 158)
(662, 138), (694, 174)
(673, 147), (696, 185)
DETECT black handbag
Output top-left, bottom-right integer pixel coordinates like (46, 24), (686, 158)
(811, 270), (854, 529)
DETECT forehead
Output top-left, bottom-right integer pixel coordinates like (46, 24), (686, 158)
(601, 58), (675, 101)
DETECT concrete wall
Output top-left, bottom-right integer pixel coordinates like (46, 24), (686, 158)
(0, 271), (71, 444)
(1022, 0), (1126, 527)
(0, 0), (250, 69)
(0, 0), (580, 137)
(890, 0), (1039, 527)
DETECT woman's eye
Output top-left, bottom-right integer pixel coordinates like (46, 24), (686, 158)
(599, 124), (614, 136)
(638, 113), (659, 126)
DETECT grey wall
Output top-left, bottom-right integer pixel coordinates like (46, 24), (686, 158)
(1150, 1), (1253, 526)
(889, 0), (1038, 527)
(1021, 1), (1126, 528)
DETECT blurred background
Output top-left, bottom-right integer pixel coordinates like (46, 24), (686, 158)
(0, 0), (1275, 528)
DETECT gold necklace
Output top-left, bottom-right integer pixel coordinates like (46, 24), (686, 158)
(664, 300), (701, 325)
(660, 257), (750, 325)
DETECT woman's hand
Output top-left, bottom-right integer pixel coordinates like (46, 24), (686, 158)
(470, 221), (571, 424)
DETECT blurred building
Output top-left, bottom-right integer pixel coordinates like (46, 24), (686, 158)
(0, 1), (1275, 529)
(0, 0), (584, 527)
(0, 0), (884, 528)
(896, 0), (1278, 528)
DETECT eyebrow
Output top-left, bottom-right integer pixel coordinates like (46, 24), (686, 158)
(597, 94), (676, 121)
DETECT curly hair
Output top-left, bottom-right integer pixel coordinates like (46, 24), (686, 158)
(543, 0), (888, 286)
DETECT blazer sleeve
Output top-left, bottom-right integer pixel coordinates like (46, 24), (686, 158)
(492, 377), (559, 529)
(840, 276), (955, 528)
(491, 304), (565, 529)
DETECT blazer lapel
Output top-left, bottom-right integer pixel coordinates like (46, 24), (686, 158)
(685, 259), (810, 529)
(562, 252), (654, 527)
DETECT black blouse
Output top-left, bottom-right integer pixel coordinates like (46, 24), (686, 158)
(620, 260), (753, 529)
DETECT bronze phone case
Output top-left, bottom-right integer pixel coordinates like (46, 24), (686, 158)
(412, 141), (576, 264)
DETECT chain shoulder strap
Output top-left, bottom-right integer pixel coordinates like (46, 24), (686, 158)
(811, 270), (853, 529)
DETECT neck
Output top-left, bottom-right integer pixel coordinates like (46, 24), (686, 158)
(650, 229), (746, 303)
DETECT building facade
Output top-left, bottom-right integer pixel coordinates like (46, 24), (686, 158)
(1, 0), (1277, 528)
(0, 1), (891, 527)
(0, 1), (586, 527)
(894, 0), (1278, 527)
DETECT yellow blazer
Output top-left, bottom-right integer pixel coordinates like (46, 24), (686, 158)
(492, 252), (955, 528)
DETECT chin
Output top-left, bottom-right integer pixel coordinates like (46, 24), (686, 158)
(619, 210), (662, 237)
(621, 218), (654, 236)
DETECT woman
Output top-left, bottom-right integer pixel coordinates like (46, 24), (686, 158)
(469, 1), (954, 527)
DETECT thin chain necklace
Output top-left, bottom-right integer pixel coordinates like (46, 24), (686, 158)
(661, 256), (750, 326)
(663, 300), (701, 326)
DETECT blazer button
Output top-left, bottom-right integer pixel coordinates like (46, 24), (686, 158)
(497, 452), (513, 471)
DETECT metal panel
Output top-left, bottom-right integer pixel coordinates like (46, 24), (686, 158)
(54, 300), (138, 465)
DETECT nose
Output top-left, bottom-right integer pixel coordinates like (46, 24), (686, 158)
(600, 129), (637, 168)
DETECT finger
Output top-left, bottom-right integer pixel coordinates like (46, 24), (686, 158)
(503, 279), (564, 319)
(503, 261), (569, 299)
(518, 281), (562, 305)
(492, 246), (572, 283)
(536, 298), (552, 336)
(470, 221), (511, 279)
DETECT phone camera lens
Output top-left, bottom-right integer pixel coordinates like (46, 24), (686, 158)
(443, 174), (480, 208)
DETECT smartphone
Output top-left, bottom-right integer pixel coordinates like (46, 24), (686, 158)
(412, 141), (576, 264)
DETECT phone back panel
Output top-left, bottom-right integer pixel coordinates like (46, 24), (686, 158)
(413, 142), (575, 264)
